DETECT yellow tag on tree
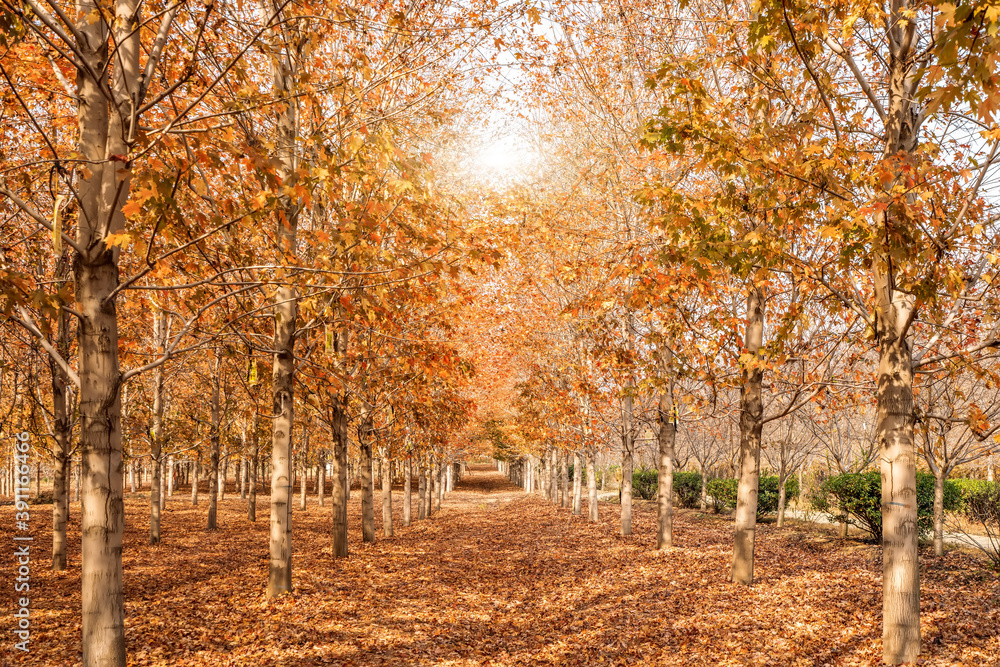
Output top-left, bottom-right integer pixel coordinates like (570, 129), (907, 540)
(53, 195), (64, 253)
(249, 360), (258, 384)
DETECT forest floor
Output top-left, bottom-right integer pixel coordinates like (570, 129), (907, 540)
(2, 465), (999, 666)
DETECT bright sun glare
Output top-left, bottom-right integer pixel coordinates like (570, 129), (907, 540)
(472, 136), (538, 182)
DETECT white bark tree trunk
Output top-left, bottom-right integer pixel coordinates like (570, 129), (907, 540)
(732, 285), (765, 585)
(50, 273), (72, 571)
(382, 456), (393, 537)
(656, 346), (676, 549)
(207, 347), (222, 530)
(317, 455), (325, 507)
(249, 413), (258, 522)
(167, 455), (174, 498)
(560, 450), (569, 508)
(330, 394), (348, 557)
(933, 470), (945, 557)
(403, 456), (412, 526)
(700, 462), (708, 511)
(776, 453), (787, 529)
(73, 0), (143, 657)
(360, 405), (375, 541)
(417, 462), (427, 519)
(587, 448), (598, 522)
(427, 460), (436, 516)
(149, 307), (166, 543)
(263, 0), (303, 598)
(436, 459), (444, 510)
(191, 460), (200, 506)
(572, 450), (582, 515)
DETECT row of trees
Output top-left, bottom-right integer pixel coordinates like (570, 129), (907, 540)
(3, 0), (1000, 664)
(0, 0), (532, 664)
(474, 1), (1000, 665)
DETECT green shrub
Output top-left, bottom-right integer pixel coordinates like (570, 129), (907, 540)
(624, 469), (705, 506)
(706, 478), (737, 512)
(952, 478), (998, 512)
(631, 466), (658, 500)
(758, 475), (799, 514)
(704, 476), (797, 517)
(674, 471), (703, 508)
(963, 484), (1000, 569)
(566, 464), (588, 484)
(816, 471), (960, 541)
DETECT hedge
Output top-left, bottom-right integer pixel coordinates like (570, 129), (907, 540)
(952, 478), (999, 513)
(811, 470), (959, 541)
(704, 476), (798, 517)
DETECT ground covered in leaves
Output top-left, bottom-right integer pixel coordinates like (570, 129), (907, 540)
(3, 466), (999, 666)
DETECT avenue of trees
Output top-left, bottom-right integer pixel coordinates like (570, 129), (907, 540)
(1, 0), (999, 665)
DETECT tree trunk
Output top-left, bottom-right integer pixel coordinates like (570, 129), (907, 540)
(732, 285), (765, 585)
(875, 230), (921, 663)
(317, 453), (325, 507)
(249, 412), (258, 522)
(436, 460), (444, 511)
(52, 442), (70, 571)
(330, 390), (349, 557)
(149, 307), (167, 543)
(159, 456), (167, 510)
(360, 406), (375, 542)
(776, 454), (787, 529)
(50, 278), (72, 570)
(541, 449), (550, 500)
(428, 459), (437, 516)
(933, 470), (945, 557)
(550, 449), (558, 503)
(866, 34), (925, 663)
(572, 450), (582, 515)
(167, 455), (175, 498)
(700, 463), (708, 511)
(218, 451), (228, 501)
(73, 2), (140, 660)
(299, 428), (308, 510)
(265, 8), (302, 599)
(403, 456), (412, 526)
(656, 354), (676, 549)
(418, 462), (427, 520)
(191, 460), (200, 505)
(560, 450), (569, 508)
(382, 456), (393, 537)
(77, 258), (127, 667)
(620, 428), (634, 536)
(777, 477), (787, 528)
(208, 347), (222, 530)
(620, 312), (636, 536)
(587, 448), (599, 522)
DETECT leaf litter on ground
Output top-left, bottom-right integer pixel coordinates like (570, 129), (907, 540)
(2, 465), (998, 666)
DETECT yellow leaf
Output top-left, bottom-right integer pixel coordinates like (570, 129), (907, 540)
(104, 232), (132, 249)
(122, 200), (143, 217)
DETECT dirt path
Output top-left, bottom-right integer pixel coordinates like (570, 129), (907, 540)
(2, 465), (998, 666)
